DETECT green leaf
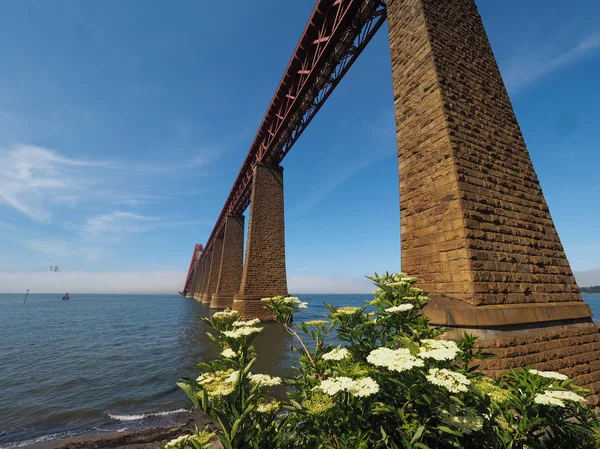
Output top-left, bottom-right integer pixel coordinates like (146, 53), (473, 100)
(230, 417), (241, 439)
(177, 381), (199, 407)
(411, 425), (425, 443)
(290, 399), (303, 410)
(436, 426), (462, 437)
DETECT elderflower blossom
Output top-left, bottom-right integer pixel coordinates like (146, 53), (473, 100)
(221, 348), (236, 358)
(305, 320), (328, 326)
(322, 347), (349, 361)
(165, 435), (189, 448)
(232, 318), (261, 327)
(195, 370), (237, 397)
(418, 339), (460, 361)
(529, 369), (568, 381)
(298, 301), (308, 309)
(302, 393), (335, 416)
(257, 400), (280, 413)
(385, 304), (414, 313)
(317, 376), (379, 397)
(209, 383), (235, 397)
(317, 377), (355, 395)
(222, 327), (263, 339)
(225, 370), (240, 383)
(367, 347), (424, 372)
(534, 389), (586, 407)
(474, 378), (511, 403)
(249, 373), (282, 386)
(426, 368), (470, 393)
(212, 309), (239, 320)
(335, 306), (360, 315)
(348, 377), (380, 397)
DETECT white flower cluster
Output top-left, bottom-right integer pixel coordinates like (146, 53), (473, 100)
(426, 368), (470, 393)
(529, 369), (568, 381)
(385, 304), (414, 313)
(335, 306), (360, 315)
(221, 348), (236, 358)
(534, 389), (586, 407)
(367, 347), (424, 372)
(322, 347), (349, 361)
(382, 273), (416, 287)
(165, 435), (189, 448)
(232, 318), (261, 327)
(304, 319), (328, 326)
(222, 326), (263, 339)
(419, 339), (460, 361)
(196, 370), (237, 397)
(212, 309), (240, 320)
(257, 400), (280, 413)
(225, 370), (240, 383)
(249, 373), (282, 387)
(317, 376), (379, 397)
(261, 296), (307, 308)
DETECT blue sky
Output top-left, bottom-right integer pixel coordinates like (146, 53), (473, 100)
(0, 0), (599, 293)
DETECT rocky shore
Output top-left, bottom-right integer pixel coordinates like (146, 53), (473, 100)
(40, 412), (215, 449)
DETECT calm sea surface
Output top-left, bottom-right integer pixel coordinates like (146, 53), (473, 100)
(1, 293), (599, 448)
(0, 293), (370, 448)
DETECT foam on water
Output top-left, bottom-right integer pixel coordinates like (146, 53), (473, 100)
(107, 408), (187, 422)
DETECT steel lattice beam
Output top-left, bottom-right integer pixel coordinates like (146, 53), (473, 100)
(196, 0), (386, 265)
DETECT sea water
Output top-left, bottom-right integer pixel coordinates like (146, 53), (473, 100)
(0, 293), (367, 448)
(1, 293), (599, 448)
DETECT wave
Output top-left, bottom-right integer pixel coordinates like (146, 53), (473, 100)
(0, 430), (79, 449)
(107, 408), (187, 422)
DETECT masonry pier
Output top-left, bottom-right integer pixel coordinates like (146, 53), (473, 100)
(211, 214), (245, 309)
(387, 0), (600, 396)
(202, 239), (223, 304)
(194, 259), (206, 301)
(233, 163), (287, 320)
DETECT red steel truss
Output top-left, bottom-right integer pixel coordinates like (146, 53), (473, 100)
(186, 0), (386, 285)
(182, 243), (204, 296)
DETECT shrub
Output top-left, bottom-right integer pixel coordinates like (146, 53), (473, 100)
(167, 273), (599, 449)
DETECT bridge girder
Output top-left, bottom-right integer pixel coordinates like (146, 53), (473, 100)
(195, 0), (386, 265)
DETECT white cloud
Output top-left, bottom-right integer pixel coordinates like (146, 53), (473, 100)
(81, 210), (204, 244)
(0, 144), (111, 221)
(22, 238), (99, 262)
(503, 33), (600, 93)
(0, 270), (185, 294)
(0, 144), (220, 223)
(83, 211), (157, 241)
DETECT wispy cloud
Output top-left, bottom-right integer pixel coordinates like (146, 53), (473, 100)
(0, 144), (220, 222)
(22, 238), (99, 262)
(0, 145), (111, 221)
(293, 158), (374, 213)
(503, 33), (600, 93)
(81, 210), (205, 243)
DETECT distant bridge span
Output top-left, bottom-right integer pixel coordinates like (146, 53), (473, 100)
(181, 0), (600, 393)
(182, 0), (386, 297)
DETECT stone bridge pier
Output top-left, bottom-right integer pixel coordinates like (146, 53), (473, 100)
(210, 214), (245, 309)
(232, 162), (288, 320)
(388, 0), (600, 395)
